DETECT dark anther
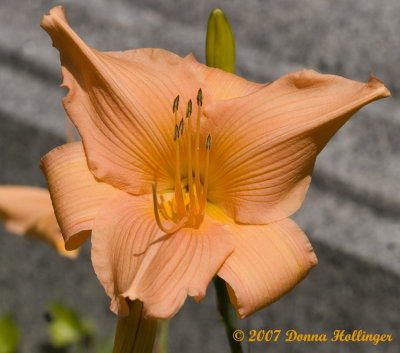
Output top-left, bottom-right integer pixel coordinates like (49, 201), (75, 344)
(197, 88), (203, 106)
(174, 124), (180, 140)
(173, 95), (180, 112)
(179, 118), (184, 135)
(206, 134), (212, 149)
(186, 99), (192, 117)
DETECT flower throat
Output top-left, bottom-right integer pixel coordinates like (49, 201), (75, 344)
(152, 88), (211, 233)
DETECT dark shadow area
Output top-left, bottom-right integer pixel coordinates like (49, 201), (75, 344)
(37, 344), (68, 353)
(0, 109), (64, 186)
(0, 47), (60, 85)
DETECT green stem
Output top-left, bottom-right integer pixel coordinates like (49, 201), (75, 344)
(155, 320), (169, 353)
(213, 276), (243, 353)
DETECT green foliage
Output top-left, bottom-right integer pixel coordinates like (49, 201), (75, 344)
(206, 8), (235, 73)
(0, 315), (20, 353)
(46, 302), (93, 348)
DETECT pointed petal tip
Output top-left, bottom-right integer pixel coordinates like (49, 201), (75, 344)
(289, 69), (391, 100)
(40, 6), (67, 33)
(40, 5), (93, 82)
(184, 52), (197, 63)
(308, 247), (319, 268)
(368, 73), (391, 98)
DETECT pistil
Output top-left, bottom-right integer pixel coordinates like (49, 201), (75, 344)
(194, 89), (202, 197)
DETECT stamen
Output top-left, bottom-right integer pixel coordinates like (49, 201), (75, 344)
(186, 99), (192, 117)
(186, 99), (196, 212)
(194, 88), (202, 199)
(173, 95), (180, 113)
(173, 124), (186, 215)
(202, 134), (211, 212)
(197, 88), (203, 107)
(206, 134), (212, 150)
(173, 95), (179, 125)
(179, 118), (184, 135)
(153, 91), (211, 232)
(158, 195), (170, 220)
(173, 124), (179, 141)
(152, 182), (187, 234)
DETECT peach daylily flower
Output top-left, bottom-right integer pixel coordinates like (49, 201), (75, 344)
(0, 186), (78, 258)
(40, 6), (390, 320)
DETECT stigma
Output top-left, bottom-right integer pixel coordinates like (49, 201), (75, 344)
(152, 88), (211, 234)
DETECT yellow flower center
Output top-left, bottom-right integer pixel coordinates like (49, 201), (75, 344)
(152, 88), (211, 233)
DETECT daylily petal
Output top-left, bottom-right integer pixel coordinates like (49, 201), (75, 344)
(91, 192), (234, 319)
(207, 204), (317, 319)
(41, 6), (210, 194)
(185, 53), (266, 100)
(27, 213), (79, 258)
(40, 142), (117, 250)
(0, 186), (77, 258)
(204, 70), (390, 224)
(0, 186), (53, 234)
(113, 300), (157, 353)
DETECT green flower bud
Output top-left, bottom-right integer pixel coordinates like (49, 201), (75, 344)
(206, 8), (235, 73)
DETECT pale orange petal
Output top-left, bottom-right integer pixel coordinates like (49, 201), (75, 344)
(113, 300), (157, 353)
(0, 186), (78, 258)
(204, 70), (390, 224)
(41, 6), (210, 194)
(27, 213), (79, 259)
(91, 192), (234, 319)
(0, 186), (53, 234)
(40, 142), (117, 250)
(208, 204), (318, 319)
(185, 53), (266, 100)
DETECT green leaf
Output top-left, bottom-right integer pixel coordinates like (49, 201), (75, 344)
(46, 302), (93, 348)
(0, 315), (20, 353)
(206, 8), (235, 73)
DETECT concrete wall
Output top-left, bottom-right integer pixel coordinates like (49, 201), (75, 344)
(0, 0), (399, 352)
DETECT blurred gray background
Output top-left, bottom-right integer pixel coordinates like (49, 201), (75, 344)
(0, 0), (399, 352)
